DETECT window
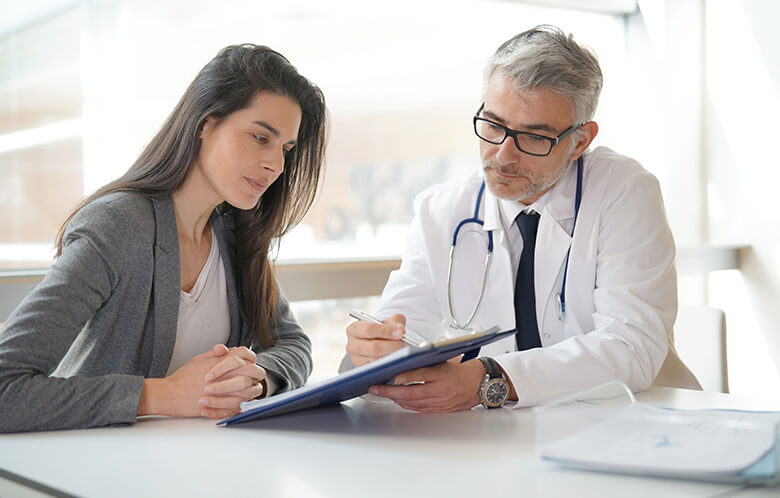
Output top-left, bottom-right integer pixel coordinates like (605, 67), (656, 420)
(1, 0), (631, 269)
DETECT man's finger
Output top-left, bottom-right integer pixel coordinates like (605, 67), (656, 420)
(395, 400), (448, 413)
(392, 365), (438, 385)
(383, 314), (406, 327)
(346, 336), (405, 359)
(347, 321), (405, 341)
(391, 357), (463, 387)
(368, 383), (435, 402)
(350, 353), (375, 368)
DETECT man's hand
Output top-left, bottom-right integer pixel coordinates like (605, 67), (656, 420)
(346, 313), (407, 367)
(367, 357), (487, 413)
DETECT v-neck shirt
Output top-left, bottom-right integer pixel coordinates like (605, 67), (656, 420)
(167, 227), (230, 375)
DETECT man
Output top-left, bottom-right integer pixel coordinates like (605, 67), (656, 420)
(345, 25), (700, 412)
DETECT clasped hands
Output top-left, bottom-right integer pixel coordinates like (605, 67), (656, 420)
(140, 344), (265, 419)
(197, 344), (265, 419)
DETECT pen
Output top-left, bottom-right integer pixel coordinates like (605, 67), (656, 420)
(348, 309), (428, 348)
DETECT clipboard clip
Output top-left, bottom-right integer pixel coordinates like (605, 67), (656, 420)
(450, 326), (500, 363)
(461, 348), (481, 363)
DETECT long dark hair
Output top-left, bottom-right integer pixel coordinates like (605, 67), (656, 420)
(55, 44), (328, 348)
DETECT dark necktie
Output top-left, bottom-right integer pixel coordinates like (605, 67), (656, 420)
(514, 212), (542, 350)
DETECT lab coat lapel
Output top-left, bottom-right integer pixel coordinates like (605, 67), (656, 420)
(535, 210), (571, 328)
(149, 195), (180, 377)
(535, 162), (578, 330)
(480, 185), (517, 332)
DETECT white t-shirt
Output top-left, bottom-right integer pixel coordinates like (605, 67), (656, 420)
(167, 228), (230, 376)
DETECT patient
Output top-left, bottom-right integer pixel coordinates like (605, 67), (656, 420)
(0, 44), (328, 432)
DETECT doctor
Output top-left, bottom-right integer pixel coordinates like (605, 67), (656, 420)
(344, 25), (700, 412)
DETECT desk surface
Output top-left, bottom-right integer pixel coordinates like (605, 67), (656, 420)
(2, 387), (780, 498)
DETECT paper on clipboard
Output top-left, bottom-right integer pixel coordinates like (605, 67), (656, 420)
(218, 325), (514, 426)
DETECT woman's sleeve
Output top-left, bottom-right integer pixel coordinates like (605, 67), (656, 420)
(0, 202), (144, 433)
(253, 292), (312, 394)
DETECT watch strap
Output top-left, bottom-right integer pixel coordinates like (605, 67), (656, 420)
(478, 357), (503, 380)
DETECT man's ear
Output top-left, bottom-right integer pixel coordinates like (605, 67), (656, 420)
(571, 121), (598, 160)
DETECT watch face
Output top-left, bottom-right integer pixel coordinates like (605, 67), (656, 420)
(484, 379), (509, 407)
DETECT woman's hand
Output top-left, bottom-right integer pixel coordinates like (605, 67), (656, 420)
(138, 345), (264, 419)
(199, 346), (266, 419)
(139, 344), (230, 417)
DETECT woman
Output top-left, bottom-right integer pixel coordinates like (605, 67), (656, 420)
(0, 45), (327, 432)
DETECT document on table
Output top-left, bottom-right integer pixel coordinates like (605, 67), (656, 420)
(539, 402), (780, 483)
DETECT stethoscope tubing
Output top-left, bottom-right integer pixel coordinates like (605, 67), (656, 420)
(447, 181), (493, 329)
(447, 156), (583, 329)
(558, 156), (584, 319)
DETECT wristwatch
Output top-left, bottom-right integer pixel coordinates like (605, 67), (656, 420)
(478, 357), (510, 408)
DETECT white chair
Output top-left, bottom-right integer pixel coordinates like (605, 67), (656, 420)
(674, 305), (729, 393)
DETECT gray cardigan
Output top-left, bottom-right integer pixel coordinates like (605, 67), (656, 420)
(0, 193), (312, 433)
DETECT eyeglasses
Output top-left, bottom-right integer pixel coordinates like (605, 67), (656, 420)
(473, 104), (583, 157)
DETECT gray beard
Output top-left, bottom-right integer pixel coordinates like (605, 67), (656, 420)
(484, 154), (572, 202)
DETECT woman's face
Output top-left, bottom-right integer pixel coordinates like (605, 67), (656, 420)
(196, 91), (302, 210)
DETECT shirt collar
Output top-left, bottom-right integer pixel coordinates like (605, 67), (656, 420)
(498, 190), (551, 232)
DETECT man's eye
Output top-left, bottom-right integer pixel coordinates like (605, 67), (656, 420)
(528, 134), (548, 143)
(487, 122), (503, 132)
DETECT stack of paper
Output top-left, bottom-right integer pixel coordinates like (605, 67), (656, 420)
(539, 402), (780, 484)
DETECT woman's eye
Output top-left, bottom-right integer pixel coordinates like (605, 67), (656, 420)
(253, 134), (269, 144)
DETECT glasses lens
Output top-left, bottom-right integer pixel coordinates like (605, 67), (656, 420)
(515, 133), (553, 156)
(475, 119), (506, 144)
(475, 118), (553, 156)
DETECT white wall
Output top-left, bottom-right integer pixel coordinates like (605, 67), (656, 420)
(624, 1), (706, 248)
(623, 0), (780, 396)
(703, 0), (780, 395)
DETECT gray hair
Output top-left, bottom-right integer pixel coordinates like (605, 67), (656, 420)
(484, 25), (603, 123)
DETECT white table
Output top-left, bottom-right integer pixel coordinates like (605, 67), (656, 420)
(1, 387), (780, 498)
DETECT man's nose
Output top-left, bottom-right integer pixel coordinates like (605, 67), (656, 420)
(495, 137), (522, 164)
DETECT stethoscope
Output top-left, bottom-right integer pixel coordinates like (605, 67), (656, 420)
(446, 156), (583, 330)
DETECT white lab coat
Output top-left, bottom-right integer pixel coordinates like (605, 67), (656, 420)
(376, 146), (700, 407)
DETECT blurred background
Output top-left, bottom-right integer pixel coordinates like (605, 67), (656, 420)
(1, 0), (778, 394)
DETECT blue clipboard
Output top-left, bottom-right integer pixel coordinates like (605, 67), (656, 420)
(218, 327), (516, 426)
